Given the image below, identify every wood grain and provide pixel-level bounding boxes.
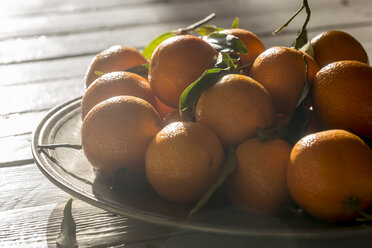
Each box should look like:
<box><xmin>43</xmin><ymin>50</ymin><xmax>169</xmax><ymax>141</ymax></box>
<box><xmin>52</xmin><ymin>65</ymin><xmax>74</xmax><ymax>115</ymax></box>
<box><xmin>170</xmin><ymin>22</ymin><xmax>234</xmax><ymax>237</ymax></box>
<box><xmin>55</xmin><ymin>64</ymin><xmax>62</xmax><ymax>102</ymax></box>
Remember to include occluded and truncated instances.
<box><xmin>0</xmin><ymin>199</ymin><xmax>189</xmax><ymax>248</ymax></box>
<box><xmin>2</xmin><ymin>0</ymin><xmax>372</xmax><ymax>247</ymax></box>
<box><xmin>1</xmin><ymin>0</ymin><xmax>372</xmax><ymax>64</ymax></box>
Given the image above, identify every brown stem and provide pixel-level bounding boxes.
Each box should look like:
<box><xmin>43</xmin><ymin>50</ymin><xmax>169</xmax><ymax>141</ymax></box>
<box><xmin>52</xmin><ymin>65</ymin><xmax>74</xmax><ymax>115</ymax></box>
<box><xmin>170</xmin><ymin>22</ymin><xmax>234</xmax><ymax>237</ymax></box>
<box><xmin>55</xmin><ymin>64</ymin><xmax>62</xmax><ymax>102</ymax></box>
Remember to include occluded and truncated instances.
<box><xmin>176</xmin><ymin>13</ymin><xmax>216</xmax><ymax>34</ymax></box>
<box><xmin>37</xmin><ymin>143</ymin><xmax>82</xmax><ymax>150</ymax></box>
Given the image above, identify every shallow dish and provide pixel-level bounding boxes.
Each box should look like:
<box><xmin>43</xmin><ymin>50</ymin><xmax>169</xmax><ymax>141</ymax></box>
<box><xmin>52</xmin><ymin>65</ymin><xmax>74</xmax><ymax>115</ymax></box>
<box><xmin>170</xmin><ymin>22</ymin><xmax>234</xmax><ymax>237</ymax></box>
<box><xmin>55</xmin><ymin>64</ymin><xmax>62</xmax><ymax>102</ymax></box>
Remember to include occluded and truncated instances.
<box><xmin>31</xmin><ymin>97</ymin><xmax>372</xmax><ymax>238</ymax></box>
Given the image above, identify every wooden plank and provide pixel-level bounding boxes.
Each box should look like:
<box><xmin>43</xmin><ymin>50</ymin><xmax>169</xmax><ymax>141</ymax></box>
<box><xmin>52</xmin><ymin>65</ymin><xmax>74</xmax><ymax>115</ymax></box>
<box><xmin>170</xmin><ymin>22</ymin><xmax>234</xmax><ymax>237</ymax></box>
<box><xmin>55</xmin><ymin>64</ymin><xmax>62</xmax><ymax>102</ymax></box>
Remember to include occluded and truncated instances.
<box><xmin>0</xmin><ymin>162</ymin><xmax>188</xmax><ymax>246</ymax></box>
<box><xmin>0</xmin><ymin>78</ymin><xmax>84</xmax><ymax>116</ymax></box>
<box><xmin>0</xmin><ymin>111</ymin><xmax>47</xmax><ymax>138</ymax></box>
<box><xmin>2</xmin><ymin>1</ymin><xmax>372</xmax><ymax>64</ymax></box>
<box><xmin>1</xmin><ymin>0</ymin><xmax>167</xmax><ymax>17</ymax></box>
<box><xmin>0</xmin><ymin>199</ymin><xmax>187</xmax><ymax>248</ymax></box>
<box><xmin>0</xmin><ymin>196</ymin><xmax>371</xmax><ymax>247</ymax></box>
<box><xmin>124</xmin><ymin>232</ymin><xmax>372</xmax><ymax>248</ymax></box>
<box><xmin>0</xmin><ymin>133</ymin><xmax>33</xmax><ymax>166</ymax></box>
<box><xmin>0</xmin><ymin>22</ymin><xmax>371</xmax><ymax>83</ymax></box>
<box><xmin>2</xmin><ymin>0</ymin><xmax>370</xmax><ymax>40</ymax></box>
<box><xmin>0</xmin><ymin>56</ymin><xmax>90</xmax><ymax>87</ymax></box>
<box><xmin>0</xmin><ymin>163</ymin><xmax>69</xmax><ymax>211</ymax></box>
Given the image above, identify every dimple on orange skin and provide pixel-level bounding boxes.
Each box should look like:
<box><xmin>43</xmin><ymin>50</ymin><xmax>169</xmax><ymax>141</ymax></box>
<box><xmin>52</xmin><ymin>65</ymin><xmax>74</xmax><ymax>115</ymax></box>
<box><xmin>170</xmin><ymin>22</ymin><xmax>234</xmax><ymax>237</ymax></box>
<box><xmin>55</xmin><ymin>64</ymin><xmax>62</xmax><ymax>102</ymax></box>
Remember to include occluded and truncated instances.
<box><xmin>311</xmin><ymin>30</ymin><xmax>369</xmax><ymax>68</ymax></box>
<box><xmin>149</xmin><ymin>35</ymin><xmax>218</xmax><ymax>108</ymax></box>
<box><xmin>145</xmin><ymin>121</ymin><xmax>224</xmax><ymax>204</ymax></box>
<box><xmin>249</xmin><ymin>46</ymin><xmax>319</xmax><ymax>115</ymax></box>
<box><xmin>81</xmin><ymin>96</ymin><xmax>161</xmax><ymax>176</ymax></box>
<box><xmin>226</xmin><ymin>138</ymin><xmax>291</xmax><ymax>215</ymax></box>
<box><xmin>287</xmin><ymin>129</ymin><xmax>372</xmax><ymax>222</ymax></box>
<box><xmin>311</xmin><ymin>60</ymin><xmax>372</xmax><ymax>138</ymax></box>
<box><xmin>81</xmin><ymin>71</ymin><xmax>156</xmax><ymax>118</ymax></box>
<box><xmin>195</xmin><ymin>74</ymin><xmax>275</xmax><ymax>148</ymax></box>
<box><xmin>85</xmin><ymin>45</ymin><xmax>148</xmax><ymax>88</ymax></box>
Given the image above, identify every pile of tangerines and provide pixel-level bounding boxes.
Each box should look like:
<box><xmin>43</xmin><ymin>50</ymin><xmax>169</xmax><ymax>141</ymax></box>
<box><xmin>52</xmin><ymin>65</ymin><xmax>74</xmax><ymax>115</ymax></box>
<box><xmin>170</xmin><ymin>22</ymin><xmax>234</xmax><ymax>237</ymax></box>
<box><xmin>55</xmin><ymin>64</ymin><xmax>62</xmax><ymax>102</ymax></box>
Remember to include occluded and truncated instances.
<box><xmin>80</xmin><ymin>12</ymin><xmax>372</xmax><ymax>224</ymax></box>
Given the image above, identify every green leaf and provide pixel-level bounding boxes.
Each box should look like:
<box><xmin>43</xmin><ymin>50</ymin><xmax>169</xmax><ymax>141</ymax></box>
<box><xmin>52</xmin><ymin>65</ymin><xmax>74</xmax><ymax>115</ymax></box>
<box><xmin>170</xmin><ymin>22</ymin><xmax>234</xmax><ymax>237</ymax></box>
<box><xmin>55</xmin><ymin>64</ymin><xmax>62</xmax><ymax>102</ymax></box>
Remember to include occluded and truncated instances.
<box><xmin>125</xmin><ymin>64</ymin><xmax>149</xmax><ymax>78</ymax></box>
<box><xmin>179</xmin><ymin>68</ymin><xmax>228</xmax><ymax>117</ymax></box>
<box><xmin>57</xmin><ymin>199</ymin><xmax>78</xmax><ymax>248</ymax></box>
<box><xmin>215</xmin><ymin>53</ymin><xmax>239</xmax><ymax>69</ymax></box>
<box><xmin>299</xmin><ymin>40</ymin><xmax>314</xmax><ymax>57</ymax></box>
<box><xmin>142</xmin><ymin>14</ymin><xmax>218</xmax><ymax>59</ymax></box>
<box><xmin>231</xmin><ymin>17</ymin><xmax>239</xmax><ymax>28</ymax></box>
<box><xmin>196</xmin><ymin>25</ymin><xmax>224</xmax><ymax>36</ymax></box>
<box><xmin>189</xmin><ymin>147</ymin><xmax>237</xmax><ymax>218</ymax></box>
<box><xmin>142</xmin><ymin>32</ymin><xmax>175</xmax><ymax>60</ymax></box>
<box><xmin>293</xmin><ymin>28</ymin><xmax>309</xmax><ymax>50</ymax></box>
<box><xmin>203</xmin><ymin>32</ymin><xmax>248</xmax><ymax>54</ymax></box>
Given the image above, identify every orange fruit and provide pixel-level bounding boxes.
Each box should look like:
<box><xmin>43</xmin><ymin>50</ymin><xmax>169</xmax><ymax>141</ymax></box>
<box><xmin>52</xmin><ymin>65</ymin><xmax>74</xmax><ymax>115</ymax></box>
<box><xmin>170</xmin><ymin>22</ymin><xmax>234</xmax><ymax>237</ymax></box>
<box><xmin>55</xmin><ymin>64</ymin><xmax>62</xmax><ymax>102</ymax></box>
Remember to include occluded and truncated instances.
<box><xmin>195</xmin><ymin>74</ymin><xmax>275</xmax><ymax>147</ymax></box>
<box><xmin>249</xmin><ymin>46</ymin><xmax>319</xmax><ymax>115</ymax></box>
<box><xmin>81</xmin><ymin>96</ymin><xmax>161</xmax><ymax>176</ymax></box>
<box><xmin>221</xmin><ymin>28</ymin><xmax>265</xmax><ymax>72</ymax></box>
<box><xmin>81</xmin><ymin>71</ymin><xmax>156</xmax><ymax>118</ymax></box>
<box><xmin>162</xmin><ymin>110</ymin><xmax>193</xmax><ymax>126</ymax></box>
<box><xmin>312</xmin><ymin>60</ymin><xmax>372</xmax><ymax>138</ymax></box>
<box><xmin>154</xmin><ymin>97</ymin><xmax>177</xmax><ymax>119</ymax></box>
<box><xmin>145</xmin><ymin>121</ymin><xmax>224</xmax><ymax>204</ymax></box>
<box><xmin>149</xmin><ymin>35</ymin><xmax>218</xmax><ymax>108</ymax></box>
<box><xmin>311</xmin><ymin>30</ymin><xmax>369</xmax><ymax>68</ymax></box>
<box><xmin>226</xmin><ymin>138</ymin><xmax>291</xmax><ymax>215</ymax></box>
<box><xmin>287</xmin><ymin>129</ymin><xmax>372</xmax><ymax>222</ymax></box>
<box><xmin>85</xmin><ymin>45</ymin><xmax>148</xmax><ymax>88</ymax></box>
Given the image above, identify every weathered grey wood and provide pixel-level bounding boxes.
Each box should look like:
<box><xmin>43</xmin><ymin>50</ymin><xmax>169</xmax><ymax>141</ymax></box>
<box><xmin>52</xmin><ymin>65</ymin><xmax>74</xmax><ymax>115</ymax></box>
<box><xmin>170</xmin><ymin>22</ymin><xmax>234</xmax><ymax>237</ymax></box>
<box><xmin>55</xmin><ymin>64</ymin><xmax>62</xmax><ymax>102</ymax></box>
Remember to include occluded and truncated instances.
<box><xmin>0</xmin><ymin>111</ymin><xmax>47</xmax><ymax>138</ymax></box>
<box><xmin>1</xmin><ymin>0</ymin><xmax>168</xmax><ymax>17</ymax></box>
<box><xmin>0</xmin><ymin>78</ymin><xmax>84</xmax><ymax>116</ymax></box>
<box><xmin>0</xmin><ymin>199</ymin><xmax>188</xmax><ymax>248</ymax></box>
<box><xmin>0</xmin><ymin>133</ymin><xmax>33</xmax><ymax>166</ymax></box>
<box><xmin>0</xmin><ymin>162</ymin><xmax>189</xmax><ymax>246</ymax></box>
<box><xmin>2</xmin><ymin>0</ymin><xmax>372</xmax><ymax>64</ymax></box>
<box><xmin>0</xmin><ymin>163</ymin><xmax>69</xmax><ymax>210</ymax></box>
<box><xmin>0</xmin><ymin>56</ymin><xmax>90</xmax><ymax>87</ymax></box>
<box><xmin>2</xmin><ymin>0</ymin><xmax>370</xmax><ymax>40</ymax></box>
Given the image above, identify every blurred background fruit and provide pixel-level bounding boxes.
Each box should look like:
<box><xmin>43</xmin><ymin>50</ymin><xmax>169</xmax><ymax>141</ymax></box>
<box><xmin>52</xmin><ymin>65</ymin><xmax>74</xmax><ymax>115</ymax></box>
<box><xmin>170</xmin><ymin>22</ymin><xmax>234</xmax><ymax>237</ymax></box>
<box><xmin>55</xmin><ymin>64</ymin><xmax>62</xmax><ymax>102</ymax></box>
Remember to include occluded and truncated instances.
<box><xmin>287</xmin><ymin>129</ymin><xmax>372</xmax><ymax>222</ymax></box>
<box><xmin>81</xmin><ymin>71</ymin><xmax>156</xmax><ymax>118</ymax></box>
<box><xmin>311</xmin><ymin>30</ymin><xmax>369</xmax><ymax>68</ymax></box>
<box><xmin>149</xmin><ymin>35</ymin><xmax>218</xmax><ymax>108</ymax></box>
<box><xmin>195</xmin><ymin>74</ymin><xmax>275</xmax><ymax>147</ymax></box>
<box><xmin>312</xmin><ymin>60</ymin><xmax>372</xmax><ymax>138</ymax></box>
<box><xmin>145</xmin><ymin>121</ymin><xmax>224</xmax><ymax>204</ymax></box>
<box><xmin>81</xmin><ymin>96</ymin><xmax>161</xmax><ymax>176</ymax></box>
<box><xmin>85</xmin><ymin>45</ymin><xmax>148</xmax><ymax>88</ymax></box>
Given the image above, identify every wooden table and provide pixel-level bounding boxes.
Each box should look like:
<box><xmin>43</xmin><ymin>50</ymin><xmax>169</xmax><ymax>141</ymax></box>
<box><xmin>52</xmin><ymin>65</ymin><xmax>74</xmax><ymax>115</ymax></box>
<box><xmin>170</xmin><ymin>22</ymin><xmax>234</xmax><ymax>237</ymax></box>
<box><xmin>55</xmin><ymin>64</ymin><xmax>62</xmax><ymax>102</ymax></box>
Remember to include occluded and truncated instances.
<box><xmin>1</xmin><ymin>0</ymin><xmax>372</xmax><ymax>247</ymax></box>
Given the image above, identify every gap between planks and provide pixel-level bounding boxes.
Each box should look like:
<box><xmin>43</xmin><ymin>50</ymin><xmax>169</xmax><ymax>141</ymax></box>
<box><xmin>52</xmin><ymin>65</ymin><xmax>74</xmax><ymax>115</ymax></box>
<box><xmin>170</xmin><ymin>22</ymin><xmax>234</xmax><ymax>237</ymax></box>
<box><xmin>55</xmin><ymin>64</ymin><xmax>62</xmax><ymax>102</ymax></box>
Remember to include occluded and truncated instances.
<box><xmin>1</xmin><ymin>6</ymin><xmax>372</xmax><ymax>65</ymax></box>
